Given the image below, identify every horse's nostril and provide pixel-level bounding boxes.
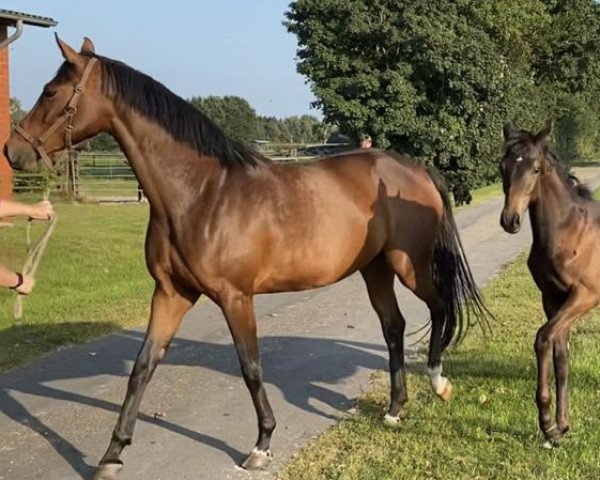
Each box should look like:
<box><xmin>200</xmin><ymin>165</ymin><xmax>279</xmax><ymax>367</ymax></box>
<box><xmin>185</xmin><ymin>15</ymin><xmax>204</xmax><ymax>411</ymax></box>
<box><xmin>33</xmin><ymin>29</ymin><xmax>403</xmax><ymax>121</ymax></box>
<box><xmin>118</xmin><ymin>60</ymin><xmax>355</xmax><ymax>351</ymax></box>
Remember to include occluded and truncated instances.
<box><xmin>511</xmin><ymin>214</ymin><xmax>521</xmax><ymax>231</ymax></box>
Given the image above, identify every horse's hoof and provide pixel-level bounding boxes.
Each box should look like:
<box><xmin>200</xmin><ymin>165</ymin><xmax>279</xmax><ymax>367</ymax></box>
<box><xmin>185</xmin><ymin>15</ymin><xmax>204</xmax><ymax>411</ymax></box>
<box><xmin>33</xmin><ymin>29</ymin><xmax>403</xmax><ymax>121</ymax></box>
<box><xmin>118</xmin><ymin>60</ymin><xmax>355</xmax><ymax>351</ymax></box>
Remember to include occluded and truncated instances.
<box><xmin>542</xmin><ymin>424</ymin><xmax>568</xmax><ymax>448</ymax></box>
<box><xmin>383</xmin><ymin>413</ymin><xmax>402</xmax><ymax>428</ymax></box>
<box><xmin>241</xmin><ymin>448</ymin><xmax>273</xmax><ymax>470</ymax></box>
<box><xmin>92</xmin><ymin>462</ymin><xmax>123</xmax><ymax>480</ymax></box>
<box><xmin>383</xmin><ymin>410</ymin><xmax>406</xmax><ymax>428</ymax></box>
<box><xmin>436</xmin><ymin>381</ymin><xmax>453</xmax><ymax>402</ymax></box>
<box><xmin>542</xmin><ymin>440</ymin><xmax>554</xmax><ymax>450</ymax></box>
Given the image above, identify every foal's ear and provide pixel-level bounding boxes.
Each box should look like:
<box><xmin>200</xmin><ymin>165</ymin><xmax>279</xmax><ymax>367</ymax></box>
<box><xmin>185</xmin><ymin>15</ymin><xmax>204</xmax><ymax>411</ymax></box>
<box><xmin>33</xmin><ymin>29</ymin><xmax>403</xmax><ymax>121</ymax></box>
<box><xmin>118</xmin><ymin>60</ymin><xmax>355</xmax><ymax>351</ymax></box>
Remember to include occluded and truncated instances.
<box><xmin>535</xmin><ymin>120</ymin><xmax>553</xmax><ymax>144</ymax></box>
<box><xmin>55</xmin><ymin>34</ymin><xmax>80</xmax><ymax>65</ymax></box>
<box><xmin>80</xmin><ymin>37</ymin><xmax>95</xmax><ymax>54</ymax></box>
<box><xmin>503</xmin><ymin>123</ymin><xmax>513</xmax><ymax>141</ymax></box>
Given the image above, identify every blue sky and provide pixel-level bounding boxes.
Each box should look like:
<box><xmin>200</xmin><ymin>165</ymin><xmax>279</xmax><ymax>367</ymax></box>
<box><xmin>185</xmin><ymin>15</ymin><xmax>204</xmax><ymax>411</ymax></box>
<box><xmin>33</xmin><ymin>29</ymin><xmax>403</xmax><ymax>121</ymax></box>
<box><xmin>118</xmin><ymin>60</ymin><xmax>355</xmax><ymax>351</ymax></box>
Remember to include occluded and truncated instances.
<box><xmin>3</xmin><ymin>0</ymin><xmax>318</xmax><ymax>118</ymax></box>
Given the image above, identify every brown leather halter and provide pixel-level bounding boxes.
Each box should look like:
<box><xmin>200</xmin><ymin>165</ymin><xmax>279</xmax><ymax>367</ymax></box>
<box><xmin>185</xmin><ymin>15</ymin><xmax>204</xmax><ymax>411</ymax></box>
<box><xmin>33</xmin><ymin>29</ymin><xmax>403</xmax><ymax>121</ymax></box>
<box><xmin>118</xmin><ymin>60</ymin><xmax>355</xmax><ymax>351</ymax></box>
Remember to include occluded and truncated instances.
<box><xmin>14</xmin><ymin>57</ymin><xmax>98</xmax><ymax>169</ymax></box>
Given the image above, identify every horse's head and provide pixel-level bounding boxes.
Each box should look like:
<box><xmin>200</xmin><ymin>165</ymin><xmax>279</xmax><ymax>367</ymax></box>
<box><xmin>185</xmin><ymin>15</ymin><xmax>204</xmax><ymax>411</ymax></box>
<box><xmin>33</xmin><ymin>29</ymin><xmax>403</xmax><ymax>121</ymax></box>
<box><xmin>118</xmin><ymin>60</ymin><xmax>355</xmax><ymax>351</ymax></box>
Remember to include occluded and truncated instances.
<box><xmin>4</xmin><ymin>35</ymin><xmax>110</xmax><ymax>171</ymax></box>
<box><xmin>499</xmin><ymin>122</ymin><xmax>552</xmax><ymax>234</ymax></box>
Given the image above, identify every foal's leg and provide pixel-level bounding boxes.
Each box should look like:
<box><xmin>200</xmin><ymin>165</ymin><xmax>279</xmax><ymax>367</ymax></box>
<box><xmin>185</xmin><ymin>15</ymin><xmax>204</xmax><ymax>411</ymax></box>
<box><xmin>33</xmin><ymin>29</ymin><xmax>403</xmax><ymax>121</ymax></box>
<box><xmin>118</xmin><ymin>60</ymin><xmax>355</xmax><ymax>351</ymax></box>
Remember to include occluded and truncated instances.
<box><xmin>360</xmin><ymin>255</ymin><xmax>408</xmax><ymax>426</ymax></box>
<box><xmin>553</xmin><ymin>331</ymin><xmax>570</xmax><ymax>437</ymax></box>
<box><xmin>220</xmin><ymin>292</ymin><xmax>276</xmax><ymax>470</ymax></box>
<box><xmin>535</xmin><ymin>289</ymin><xmax>596</xmax><ymax>445</ymax></box>
<box><xmin>93</xmin><ymin>286</ymin><xmax>195</xmax><ymax>480</ymax></box>
<box><xmin>541</xmin><ymin>294</ymin><xmax>570</xmax><ymax>439</ymax></box>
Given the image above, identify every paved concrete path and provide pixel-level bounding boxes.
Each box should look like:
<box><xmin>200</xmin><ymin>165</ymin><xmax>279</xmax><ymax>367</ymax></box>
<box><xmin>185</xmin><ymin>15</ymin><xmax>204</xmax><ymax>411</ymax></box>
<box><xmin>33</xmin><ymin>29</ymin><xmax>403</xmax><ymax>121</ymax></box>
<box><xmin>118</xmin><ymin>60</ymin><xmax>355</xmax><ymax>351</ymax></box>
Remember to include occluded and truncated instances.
<box><xmin>1</xmin><ymin>168</ymin><xmax>599</xmax><ymax>480</ymax></box>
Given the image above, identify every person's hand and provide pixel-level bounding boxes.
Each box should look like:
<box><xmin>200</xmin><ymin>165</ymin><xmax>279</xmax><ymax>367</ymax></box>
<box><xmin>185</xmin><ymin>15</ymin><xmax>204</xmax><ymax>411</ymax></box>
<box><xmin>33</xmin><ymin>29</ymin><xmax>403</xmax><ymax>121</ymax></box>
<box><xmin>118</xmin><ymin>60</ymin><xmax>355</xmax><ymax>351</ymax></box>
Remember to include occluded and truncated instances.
<box><xmin>28</xmin><ymin>201</ymin><xmax>54</xmax><ymax>221</ymax></box>
<box><xmin>15</xmin><ymin>274</ymin><xmax>35</xmax><ymax>295</ymax></box>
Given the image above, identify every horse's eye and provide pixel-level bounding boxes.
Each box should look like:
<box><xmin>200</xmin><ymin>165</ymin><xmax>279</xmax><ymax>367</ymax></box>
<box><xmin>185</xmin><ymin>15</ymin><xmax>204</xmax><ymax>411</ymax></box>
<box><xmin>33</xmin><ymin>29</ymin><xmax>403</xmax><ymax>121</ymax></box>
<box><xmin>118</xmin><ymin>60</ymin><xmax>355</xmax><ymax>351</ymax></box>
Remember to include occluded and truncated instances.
<box><xmin>43</xmin><ymin>88</ymin><xmax>56</xmax><ymax>98</ymax></box>
<box><xmin>533</xmin><ymin>166</ymin><xmax>541</xmax><ymax>174</ymax></box>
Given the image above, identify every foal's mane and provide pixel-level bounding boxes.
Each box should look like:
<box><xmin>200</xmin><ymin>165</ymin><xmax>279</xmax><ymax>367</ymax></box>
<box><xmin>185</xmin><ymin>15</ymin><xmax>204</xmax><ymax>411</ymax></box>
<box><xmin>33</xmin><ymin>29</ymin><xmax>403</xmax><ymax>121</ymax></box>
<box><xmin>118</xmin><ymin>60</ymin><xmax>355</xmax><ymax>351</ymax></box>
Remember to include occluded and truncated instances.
<box><xmin>506</xmin><ymin>131</ymin><xmax>592</xmax><ymax>201</ymax></box>
<box><xmin>69</xmin><ymin>53</ymin><xmax>268</xmax><ymax>169</ymax></box>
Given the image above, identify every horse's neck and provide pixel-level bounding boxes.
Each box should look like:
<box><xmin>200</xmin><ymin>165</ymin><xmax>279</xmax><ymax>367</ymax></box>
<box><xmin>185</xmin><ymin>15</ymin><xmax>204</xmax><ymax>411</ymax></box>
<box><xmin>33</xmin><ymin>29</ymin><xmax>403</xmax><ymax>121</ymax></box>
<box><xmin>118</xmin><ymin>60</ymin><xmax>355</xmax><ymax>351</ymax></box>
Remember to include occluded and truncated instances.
<box><xmin>109</xmin><ymin>109</ymin><xmax>222</xmax><ymax>216</ymax></box>
<box><xmin>529</xmin><ymin>170</ymin><xmax>572</xmax><ymax>249</ymax></box>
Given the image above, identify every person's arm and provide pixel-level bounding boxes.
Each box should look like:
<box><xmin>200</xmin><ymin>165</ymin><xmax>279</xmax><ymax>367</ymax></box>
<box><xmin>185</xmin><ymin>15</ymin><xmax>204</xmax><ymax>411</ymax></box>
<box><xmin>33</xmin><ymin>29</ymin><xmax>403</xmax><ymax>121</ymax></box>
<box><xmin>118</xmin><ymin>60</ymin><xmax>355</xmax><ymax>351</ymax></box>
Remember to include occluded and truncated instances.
<box><xmin>0</xmin><ymin>200</ymin><xmax>54</xmax><ymax>220</ymax></box>
<box><xmin>0</xmin><ymin>264</ymin><xmax>34</xmax><ymax>295</ymax></box>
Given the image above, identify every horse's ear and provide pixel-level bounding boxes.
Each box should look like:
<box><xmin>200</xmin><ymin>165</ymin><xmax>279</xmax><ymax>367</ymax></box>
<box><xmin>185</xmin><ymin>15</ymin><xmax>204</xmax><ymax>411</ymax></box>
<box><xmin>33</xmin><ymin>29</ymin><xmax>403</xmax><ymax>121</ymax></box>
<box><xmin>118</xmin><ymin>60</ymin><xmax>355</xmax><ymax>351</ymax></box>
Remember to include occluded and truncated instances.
<box><xmin>503</xmin><ymin>123</ymin><xmax>513</xmax><ymax>141</ymax></box>
<box><xmin>55</xmin><ymin>34</ymin><xmax>80</xmax><ymax>65</ymax></box>
<box><xmin>535</xmin><ymin>120</ymin><xmax>553</xmax><ymax>144</ymax></box>
<box><xmin>80</xmin><ymin>37</ymin><xmax>95</xmax><ymax>54</ymax></box>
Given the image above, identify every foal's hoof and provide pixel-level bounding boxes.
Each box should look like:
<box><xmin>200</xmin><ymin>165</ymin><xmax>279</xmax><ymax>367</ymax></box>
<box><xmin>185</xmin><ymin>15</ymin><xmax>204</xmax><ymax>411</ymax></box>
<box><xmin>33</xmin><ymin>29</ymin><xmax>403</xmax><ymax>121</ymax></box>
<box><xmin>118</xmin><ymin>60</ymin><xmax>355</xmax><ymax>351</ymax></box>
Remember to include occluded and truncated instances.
<box><xmin>436</xmin><ymin>381</ymin><xmax>453</xmax><ymax>402</ymax></box>
<box><xmin>383</xmin><ymin>411</ymin><xmax>407</xmax><ymax>428</ymax></box>
<box><xmin>542</xmin><ymin>424</ymin><xmax>569</xmax><ymax>449</ymax></box>
<box><xmin>92</xmin><ymin>462</ymin><xmax>123</xmax><ymax>480</ymax></box>
<box><xmin>241</xmin><ymin>448</ymin><xmax>273</xmax><ymax>470</ymax></box>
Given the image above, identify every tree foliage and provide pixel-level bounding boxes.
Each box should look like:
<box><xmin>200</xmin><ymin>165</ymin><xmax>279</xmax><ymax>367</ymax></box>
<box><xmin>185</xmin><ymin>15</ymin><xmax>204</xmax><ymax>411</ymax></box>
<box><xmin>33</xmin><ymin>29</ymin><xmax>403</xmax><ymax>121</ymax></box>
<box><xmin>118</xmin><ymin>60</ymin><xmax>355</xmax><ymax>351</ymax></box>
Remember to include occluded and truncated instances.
<box><xmin>257</xmin><ymin>115</ymin><xmax>326</xmax><ymax>143</ymax></box>
<box><xmin>86</xmin><ymin>132</ymin><xmax>120</xmax><ymax>152</ymax></box>
<box><xmin>188</xmin><ymin>96</ymin><xmax>327</xmax><ymax>145</ymax></box>
<box><xmin>10</xmin><ymin>97</ymin><xmax>26</xmax><ymax>129</ymax></box>
<box><xmin>286</xmin><ymin>0</ymin><xmax>600</xmax><ymax>203</ymax></box>
<box><xmin>189</xmin><ymin>95</ymin><xmax>259</xmax><ymax>144</ymax></box>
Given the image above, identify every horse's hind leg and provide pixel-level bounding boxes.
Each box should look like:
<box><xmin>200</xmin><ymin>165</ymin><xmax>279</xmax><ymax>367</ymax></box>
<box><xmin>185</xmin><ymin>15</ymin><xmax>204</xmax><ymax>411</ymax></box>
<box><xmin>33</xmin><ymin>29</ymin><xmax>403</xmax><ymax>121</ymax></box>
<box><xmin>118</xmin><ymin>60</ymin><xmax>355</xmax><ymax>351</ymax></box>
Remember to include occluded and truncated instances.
<box><xmin>425</xmin><ymin>298</ymin><xmax>452</xmax><ymax>401</ymax></box>
<box><xmin>384</xmin><ymin>250</ymin><xmax>452</xmax><ymax>401</ymax></box>
<box><xmin>360</xmin><ymin>255</ymin><xmax>408</xmax><ymax>426</ymax></box>
<box><xmin>219</xmin><ymin>292</ymin><xmax>276</xmax><ymax>470</ymax></box>
<box><xmin>93</xmin><ymin>285</ymin><xmax>196</xmax><ymax>480</ymax></box>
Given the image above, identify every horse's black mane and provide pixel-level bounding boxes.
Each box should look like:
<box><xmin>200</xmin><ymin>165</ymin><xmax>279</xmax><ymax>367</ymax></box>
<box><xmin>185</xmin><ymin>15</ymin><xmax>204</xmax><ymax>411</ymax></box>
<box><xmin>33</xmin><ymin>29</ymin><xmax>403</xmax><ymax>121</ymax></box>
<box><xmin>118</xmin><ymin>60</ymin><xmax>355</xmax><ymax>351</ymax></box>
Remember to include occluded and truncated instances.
<box><xmin>68</xmin><ymin>53</ymin><xmax>268</xmax><ymax>169</ymax></box>
<box><xmin>506</xmin><ymin>130</ymin><xmax>592</xmax><ymax>200</ymax></box>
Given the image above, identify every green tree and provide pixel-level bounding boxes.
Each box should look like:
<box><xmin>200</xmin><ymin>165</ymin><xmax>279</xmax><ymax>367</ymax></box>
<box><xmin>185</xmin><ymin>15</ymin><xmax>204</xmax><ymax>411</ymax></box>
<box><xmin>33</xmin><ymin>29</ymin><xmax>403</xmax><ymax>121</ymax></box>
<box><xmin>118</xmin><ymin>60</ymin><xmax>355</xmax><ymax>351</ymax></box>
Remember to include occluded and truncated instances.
<box><xmin>10</xmin><ymin>97</ymin><xmax>26</xmax><ymax>129</ymax></box>
<box><xmin>286</xmin><ymin>0</ymin><xmax>600</xmax><ymax>203</ymax></box>
<box><xmin>283</xmin><ymin>115</ymin><xmax>323</xmax><ymax>143</ymax></box>
<box><xmin>188</xmin><ymin>95</ymin><xmax>259</xmax><ymax>144</ymax></box>
<box><xmin>257</xmin><ymin>115</ymin><xmax>330</xmax><ymax>143</ymax></box>
<box><xmin>533</xmin><ymin>0</ymin><xmax>600</xmax><ymax>162</ymax></box>
<box><xmin>257</xmin><ymin>116</ymin><xmax>292</xmax><ymax>142</ymax></box>
<box><xmin>87</xmin><ymin>132</ymin><xmax>120</xmax><ymax>152</ymax></box>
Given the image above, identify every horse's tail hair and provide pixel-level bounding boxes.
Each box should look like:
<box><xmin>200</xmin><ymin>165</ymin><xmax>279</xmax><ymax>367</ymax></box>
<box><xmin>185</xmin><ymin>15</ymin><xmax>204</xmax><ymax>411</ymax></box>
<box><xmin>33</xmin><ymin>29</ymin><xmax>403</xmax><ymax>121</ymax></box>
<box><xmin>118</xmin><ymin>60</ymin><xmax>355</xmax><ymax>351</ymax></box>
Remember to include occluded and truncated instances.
<box><xmin>426</xmin><ymin>168</ymin><xmax>493</xmax><ymax>350</ymax></box>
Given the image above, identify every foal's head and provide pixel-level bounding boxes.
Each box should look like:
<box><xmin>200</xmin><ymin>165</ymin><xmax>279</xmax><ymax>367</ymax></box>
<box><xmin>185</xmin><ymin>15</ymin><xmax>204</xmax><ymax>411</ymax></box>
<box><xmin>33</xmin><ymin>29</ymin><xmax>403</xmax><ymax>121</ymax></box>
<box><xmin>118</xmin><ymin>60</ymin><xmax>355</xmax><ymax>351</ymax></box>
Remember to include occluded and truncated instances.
<box><xmin>499</xmin><ymin>123</ymin><xmax>552</xmax><ymax>233</ymax></box>
<box><xmin>4</xmin><ymin>36</ymin><xmax>109</xmax><ymax>171</ymax></box>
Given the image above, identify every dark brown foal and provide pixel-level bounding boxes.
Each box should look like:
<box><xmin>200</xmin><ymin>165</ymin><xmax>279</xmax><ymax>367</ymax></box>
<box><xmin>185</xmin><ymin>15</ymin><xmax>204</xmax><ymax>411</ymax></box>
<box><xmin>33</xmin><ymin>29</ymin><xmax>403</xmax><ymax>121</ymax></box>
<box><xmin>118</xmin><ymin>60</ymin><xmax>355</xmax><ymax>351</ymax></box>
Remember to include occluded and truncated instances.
<box><xmin>4</xmin><ymin>36</ymin><xmax>488</xmax><ymax>478</ymax></box>
<box><xmin>500</xmin><ymin>123</ymin><xmax>600</xmax><ymax>446</ymax></box>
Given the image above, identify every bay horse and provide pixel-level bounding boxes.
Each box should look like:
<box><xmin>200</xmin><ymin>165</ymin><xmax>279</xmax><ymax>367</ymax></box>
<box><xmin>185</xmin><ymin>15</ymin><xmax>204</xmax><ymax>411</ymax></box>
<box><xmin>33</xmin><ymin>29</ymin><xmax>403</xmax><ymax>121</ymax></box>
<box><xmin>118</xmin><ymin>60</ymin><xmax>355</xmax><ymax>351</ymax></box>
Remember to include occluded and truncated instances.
<box><xmin>500</xmin><ymin>124</ymin><xmax>600</xmax><ymax>447</ymax></box>
<box><xmin>5</xmin><ymin>36</ymin><xmax>487</xmax><ymax>479</ymax></box>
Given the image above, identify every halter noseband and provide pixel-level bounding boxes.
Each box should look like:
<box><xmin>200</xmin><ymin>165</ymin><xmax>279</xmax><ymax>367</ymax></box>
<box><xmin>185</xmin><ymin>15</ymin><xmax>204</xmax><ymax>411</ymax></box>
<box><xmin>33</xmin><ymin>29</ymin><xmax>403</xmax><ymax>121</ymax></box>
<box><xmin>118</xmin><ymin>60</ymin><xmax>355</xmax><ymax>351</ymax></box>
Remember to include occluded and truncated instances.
<box><xmin>14</xmin><ymin>58</ymin><xmax>98</xmax><ymax>170</ymax></box>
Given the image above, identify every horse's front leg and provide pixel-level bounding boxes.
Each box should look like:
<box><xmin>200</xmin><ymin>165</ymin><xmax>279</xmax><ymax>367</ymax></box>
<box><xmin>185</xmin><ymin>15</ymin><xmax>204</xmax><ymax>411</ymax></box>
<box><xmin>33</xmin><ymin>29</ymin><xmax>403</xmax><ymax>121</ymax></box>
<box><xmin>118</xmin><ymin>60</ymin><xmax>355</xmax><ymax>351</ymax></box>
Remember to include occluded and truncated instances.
<box><xmin>220</xmin><ymin>292</ymin><xmax>276</xmax><ymax>470</ymax></box>
<box><xmin>93</xmin><ymin>284</ymin><xmax>196</xmax><ymax>480</ymax></box>
<box><xmin>553</xmin><ymin>331</ymin><xmax>570</xmax><ymax>437</ymax></box>
<box><xmin>534</xmin><ymin>288</ymin><xmax>595</xmax><ymax>447</ymax></box>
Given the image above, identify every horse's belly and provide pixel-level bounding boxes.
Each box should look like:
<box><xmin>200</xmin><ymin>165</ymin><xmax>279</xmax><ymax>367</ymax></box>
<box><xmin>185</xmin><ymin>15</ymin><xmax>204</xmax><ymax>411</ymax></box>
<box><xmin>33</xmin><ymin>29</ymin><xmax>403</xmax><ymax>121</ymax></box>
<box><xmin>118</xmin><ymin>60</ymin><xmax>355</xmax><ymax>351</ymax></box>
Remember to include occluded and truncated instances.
<box><xmin>254</xmin><ymin>224</ymin><xmax>381</xmax><ymax>293</ymax></box>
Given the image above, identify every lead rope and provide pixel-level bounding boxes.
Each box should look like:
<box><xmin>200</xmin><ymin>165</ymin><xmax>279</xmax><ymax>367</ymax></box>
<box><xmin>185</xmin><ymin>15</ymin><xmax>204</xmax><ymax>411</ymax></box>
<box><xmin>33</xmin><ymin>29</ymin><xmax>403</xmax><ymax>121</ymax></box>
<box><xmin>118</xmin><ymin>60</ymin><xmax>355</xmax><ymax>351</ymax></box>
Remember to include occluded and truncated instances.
<box><xmin>13</xmin><ymin>188</ymin><xmax>58</xmax><ymax>319</ymax></box>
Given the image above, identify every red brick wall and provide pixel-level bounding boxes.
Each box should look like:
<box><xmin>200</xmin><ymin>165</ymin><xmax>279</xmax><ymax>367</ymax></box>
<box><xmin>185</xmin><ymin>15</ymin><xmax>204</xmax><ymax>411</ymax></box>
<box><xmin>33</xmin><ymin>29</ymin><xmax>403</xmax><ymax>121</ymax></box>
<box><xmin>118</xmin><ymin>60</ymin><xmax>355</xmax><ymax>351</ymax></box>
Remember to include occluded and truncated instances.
<box><xmin>0</xmin><ymin>25</ymin><xmax>14</xmax><ymax>199</ymax></box>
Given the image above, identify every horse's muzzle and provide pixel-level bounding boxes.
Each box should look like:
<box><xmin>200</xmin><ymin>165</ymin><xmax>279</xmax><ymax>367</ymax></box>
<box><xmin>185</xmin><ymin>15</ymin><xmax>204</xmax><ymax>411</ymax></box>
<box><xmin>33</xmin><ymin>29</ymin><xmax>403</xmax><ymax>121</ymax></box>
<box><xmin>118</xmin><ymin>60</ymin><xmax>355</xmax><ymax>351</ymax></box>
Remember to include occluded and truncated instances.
<box><xmin>500</xmin><ymin>209</ymin><xmax>521</xmax><ymax>234</ymax></box>
<box><xmin>3</xmin><ymin>138</ymin><xmax>38</xmax><ymax>172</ymax></box>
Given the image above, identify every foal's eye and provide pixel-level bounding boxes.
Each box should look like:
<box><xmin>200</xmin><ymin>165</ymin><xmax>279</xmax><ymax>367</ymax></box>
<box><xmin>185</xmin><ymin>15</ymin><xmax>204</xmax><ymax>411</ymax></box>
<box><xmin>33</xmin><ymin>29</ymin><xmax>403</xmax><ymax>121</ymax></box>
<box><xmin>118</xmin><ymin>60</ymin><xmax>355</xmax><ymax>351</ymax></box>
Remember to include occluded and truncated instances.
<box><xmin>533</xmin><ymin>166</ymin><xmax>541</xmax><ymax>174</ymax></box>
<box><xmin>43</xmin><ymin>87</ymin><xmax>56</xmax><ymax>98</ymax></box>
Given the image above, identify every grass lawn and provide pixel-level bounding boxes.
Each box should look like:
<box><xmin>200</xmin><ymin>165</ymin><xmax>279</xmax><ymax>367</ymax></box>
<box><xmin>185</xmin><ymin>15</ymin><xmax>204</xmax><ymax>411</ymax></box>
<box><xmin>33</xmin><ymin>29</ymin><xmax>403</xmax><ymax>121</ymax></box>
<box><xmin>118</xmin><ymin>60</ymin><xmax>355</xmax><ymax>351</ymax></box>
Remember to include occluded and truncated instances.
<box><xmin>280</xmin><ymin>187</ymin><xmax>600</xmax><ymax>480</ymax></box>
<box><xmin>457</xmin><ymin>182</ymin><xmax>502</xmax><ymax>209</ymax></box>
<box><xmin>0</xmin><ymin>202</ymin><xmax>151</xmax><ymax>371</ymax></box>
<box><xmin>78</xmin><ymin>177</ymin><xmax>140</xmax><ymax>198</ymax></box>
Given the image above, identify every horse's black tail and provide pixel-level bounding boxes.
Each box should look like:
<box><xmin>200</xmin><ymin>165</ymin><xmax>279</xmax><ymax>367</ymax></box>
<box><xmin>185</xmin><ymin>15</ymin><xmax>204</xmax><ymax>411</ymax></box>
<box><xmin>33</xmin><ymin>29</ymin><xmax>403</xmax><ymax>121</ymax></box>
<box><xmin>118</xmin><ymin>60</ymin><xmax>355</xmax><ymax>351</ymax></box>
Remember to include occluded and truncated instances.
<box><xmin>426</xmin><ymin>169</ymin><xmax>492</xmax><ymax>350</ymax></box>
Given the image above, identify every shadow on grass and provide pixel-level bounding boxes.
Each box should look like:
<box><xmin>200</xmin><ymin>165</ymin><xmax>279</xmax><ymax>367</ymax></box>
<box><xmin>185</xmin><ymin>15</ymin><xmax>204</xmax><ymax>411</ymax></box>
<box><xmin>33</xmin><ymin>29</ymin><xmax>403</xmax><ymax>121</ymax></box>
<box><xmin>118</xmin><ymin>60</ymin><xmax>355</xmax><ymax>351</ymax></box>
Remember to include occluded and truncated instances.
<box><xmin>0</xmin><ymin>321</ymin><xmax>117</xmax><ymax>372</ymax></box>
<box><xmin>446</xmin><ymin>356</ymin><xmax>531</xmax><ymax>382</ymax></box>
